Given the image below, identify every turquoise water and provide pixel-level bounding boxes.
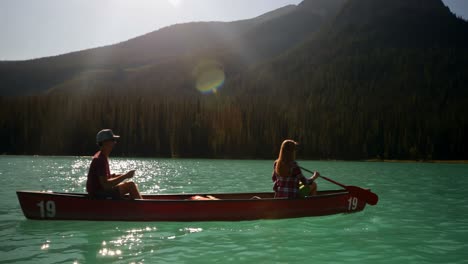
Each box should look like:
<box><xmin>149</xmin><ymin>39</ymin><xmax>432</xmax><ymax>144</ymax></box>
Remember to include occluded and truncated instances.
<box><xmin>1</xmin><ymin>156</ymin><xmax>467</xmax><ymax>264</ymax></box>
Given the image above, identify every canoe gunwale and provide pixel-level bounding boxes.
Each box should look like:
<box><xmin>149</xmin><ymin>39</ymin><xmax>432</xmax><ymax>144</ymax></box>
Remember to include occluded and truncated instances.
<box><xmin>16</xmin><ymin>190</ymin><xmax>350</xmax><ymax>202</ymax></box>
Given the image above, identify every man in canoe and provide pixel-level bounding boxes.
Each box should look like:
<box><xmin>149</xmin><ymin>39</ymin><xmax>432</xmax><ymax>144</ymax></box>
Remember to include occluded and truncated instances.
<box><xmin>86</xmin><ymin>129</ymin><xmax>142</xmax><ymax>199</ymax></box>
<box><xmin>272</xmin><ymin>139</ymin><xmax>320</xmax><ymax>198</ymax></box>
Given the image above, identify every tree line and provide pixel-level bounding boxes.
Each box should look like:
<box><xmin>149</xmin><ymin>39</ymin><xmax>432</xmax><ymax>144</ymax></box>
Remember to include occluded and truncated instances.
<box><xmin>1</xmin><ymin>92</ymin><xmax>466</xmax><ymax>160</ymax></box>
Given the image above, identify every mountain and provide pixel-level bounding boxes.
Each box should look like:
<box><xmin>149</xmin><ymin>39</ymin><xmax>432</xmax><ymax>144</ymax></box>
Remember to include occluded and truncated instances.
<box><xmin>0</xmin><ymin>0</ymin><xmax>346</xmax><ymax>96</ymax></box>
<box><xmin>245</xmin><ymin>0</ymin><xmax>468</xmax><ymax>159</ymax></box>
<box><xmin>1</xmin><ymin>0</ymin><xmax>467</xmax><ymax>160</ymax></box>
<box><xmin>251</xmin><ymin>0</ymin><xmax>468</xmax><ymax>90</ymax></box>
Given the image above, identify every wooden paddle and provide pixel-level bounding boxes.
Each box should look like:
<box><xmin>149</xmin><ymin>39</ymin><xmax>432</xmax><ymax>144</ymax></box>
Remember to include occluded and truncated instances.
<box><xmin>300</xmin><ymin>167</ymin><xmax>379</xmax><ymax>206</ymax></box>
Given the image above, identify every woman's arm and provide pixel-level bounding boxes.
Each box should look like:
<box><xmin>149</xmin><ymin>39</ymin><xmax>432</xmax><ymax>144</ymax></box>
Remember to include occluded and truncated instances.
<box><xmin>306</xmin><ymin>171</ymin><xmax>320</xmax><ymax>185</ymax></box>
<box><xmin>297</xmin><ymin>166</ymin><xmax>320</xmax><ymax>185</ymax></box>
<box><xmin>295</xmin><ymin>166</ymin><xmax>311</xmax><ymax>185</ymax></box>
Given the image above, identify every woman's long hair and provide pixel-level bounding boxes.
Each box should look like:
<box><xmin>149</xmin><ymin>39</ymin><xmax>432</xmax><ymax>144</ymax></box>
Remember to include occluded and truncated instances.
<box><xmin>275</xmin><ymin>139</ymin><xmax>297</xmax><ymax>177</ymax></box>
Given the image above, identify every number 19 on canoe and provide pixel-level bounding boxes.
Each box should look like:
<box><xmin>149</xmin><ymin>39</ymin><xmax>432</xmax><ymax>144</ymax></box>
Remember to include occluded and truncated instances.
<box><xmin>347</xmin><ymin>197</ymin><xmax>358</xmax><ymax>211</ymax></box>
<box><xmin>37</xmin><ymin>200</ymin><xmax>56</xmax><ymax>218</ymax></box>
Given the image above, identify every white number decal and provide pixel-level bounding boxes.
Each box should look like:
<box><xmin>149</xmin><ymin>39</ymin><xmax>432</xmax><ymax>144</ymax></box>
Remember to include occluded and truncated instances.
<box><xmin>347</xmin><ymin>197</ymin><xmax>358</xmax><ymax>211</ymax></box>
<box><xmin>37</xmin><ymin>201</ymin><xmax>56</xmax><ymax>218</ymax></box>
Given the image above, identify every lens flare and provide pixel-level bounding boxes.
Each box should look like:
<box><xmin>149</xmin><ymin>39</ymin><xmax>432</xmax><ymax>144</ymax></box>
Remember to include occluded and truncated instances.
<box><xmin>193</xmin><ymin>60</ymin><xmax>225</xmax><ymax>94</ymax></box>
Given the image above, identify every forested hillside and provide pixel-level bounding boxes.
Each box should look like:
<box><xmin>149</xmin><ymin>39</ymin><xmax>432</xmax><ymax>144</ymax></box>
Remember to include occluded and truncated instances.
<box><xmin>1</xmin><ymin>0</ymin><xmax>467</xmax><ymax>160</ymax></box>
<box><xmin>241</xmin><ymin>0</ymin><xmax>468</xmax><ymax>159</ymax></box>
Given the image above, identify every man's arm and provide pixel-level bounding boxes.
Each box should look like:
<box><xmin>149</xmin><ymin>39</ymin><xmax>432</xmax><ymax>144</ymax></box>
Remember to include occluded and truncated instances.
<box><xmin>99</xmin><ymin>170</ymin><xmax>135</xmax><ymax>190</ymax></box>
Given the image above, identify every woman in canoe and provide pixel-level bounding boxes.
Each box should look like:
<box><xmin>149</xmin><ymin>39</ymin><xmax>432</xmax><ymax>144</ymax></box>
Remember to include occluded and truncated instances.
<box><xmin>272</xmin><ymin>139</ymin><xmax>320</xmax><ymax>198</ymax></box>
<box><xmin>86</xmin><ymin>129</ymin><xmax>142</xmax><ymax>199</ymax></box>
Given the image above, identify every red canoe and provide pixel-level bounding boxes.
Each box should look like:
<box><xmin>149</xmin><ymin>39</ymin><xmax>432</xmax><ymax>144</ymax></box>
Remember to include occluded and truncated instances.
<box><xmin>17</xmin><ymin>190</ymin><xmax>372</xmax><ymax>221</ymax></box>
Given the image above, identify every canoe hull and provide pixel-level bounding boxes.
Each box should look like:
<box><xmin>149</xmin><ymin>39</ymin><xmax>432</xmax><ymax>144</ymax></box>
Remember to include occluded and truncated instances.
<box><xmin>16</xmin><ymin>190</ymin><xmax>367</xmax><ymax>221</ymax></box>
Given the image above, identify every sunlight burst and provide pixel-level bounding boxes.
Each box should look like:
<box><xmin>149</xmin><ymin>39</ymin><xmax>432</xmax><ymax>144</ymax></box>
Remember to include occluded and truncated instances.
<box><xmin>168</xmin><ymin>0</ymin><xmax>182</xmax><ymax>8</ymax></box>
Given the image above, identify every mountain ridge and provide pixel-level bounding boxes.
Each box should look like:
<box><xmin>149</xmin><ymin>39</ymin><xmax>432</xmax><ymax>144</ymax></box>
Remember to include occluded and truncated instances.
<box><xmin>0</xmin><ymin>0</ymin><xmax>347</xmax><ymax>96</ymax></box>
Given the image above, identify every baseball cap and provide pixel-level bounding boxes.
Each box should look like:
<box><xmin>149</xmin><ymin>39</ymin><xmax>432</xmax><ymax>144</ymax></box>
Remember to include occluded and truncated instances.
<box><xmin>96</xmin><ymin>129</ymin><xmax>120</xmax><ymax>144</ymax></box>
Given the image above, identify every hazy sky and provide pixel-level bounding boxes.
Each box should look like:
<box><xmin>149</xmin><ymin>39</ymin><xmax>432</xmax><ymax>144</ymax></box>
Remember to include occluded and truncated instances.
<box><xmin>1</xmin><ymin>0</ymin><xmax>467</xmax><ymax>61</ymax></box>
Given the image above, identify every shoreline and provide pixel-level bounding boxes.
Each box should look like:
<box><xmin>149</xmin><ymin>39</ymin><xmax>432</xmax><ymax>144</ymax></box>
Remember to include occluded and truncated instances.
<box><xmin>2</xmin><ymin>154</ymin><xmax>468</xmax><ymax>164</ymax></box>
<box><xmin>365</xmin><ymin>159</ymin><xmax>468</xmax><ymax>164</ymax></box>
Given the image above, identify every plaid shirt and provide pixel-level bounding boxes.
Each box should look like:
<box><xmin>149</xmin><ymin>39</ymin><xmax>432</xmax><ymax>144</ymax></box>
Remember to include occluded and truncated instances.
<box><xmin>272</xmin><ymin>161</ymin><xmax>312</xmax><ymax>198</ymax></box>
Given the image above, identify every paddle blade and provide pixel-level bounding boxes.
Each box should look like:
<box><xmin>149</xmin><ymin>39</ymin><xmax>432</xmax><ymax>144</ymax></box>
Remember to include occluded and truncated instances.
<box><xmin>346</xmin><ymin>186</ymin><xmax>379</xmax><ymax>206</ymax></box>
